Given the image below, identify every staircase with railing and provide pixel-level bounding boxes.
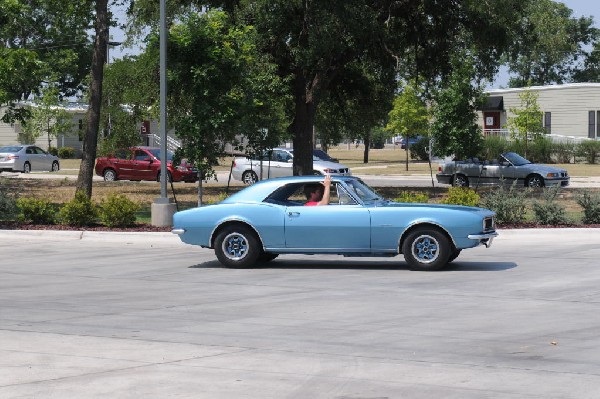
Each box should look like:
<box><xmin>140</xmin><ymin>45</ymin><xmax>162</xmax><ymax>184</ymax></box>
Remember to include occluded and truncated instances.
<box><xmin>148</xmin><ymin>134</ymin><xmax>181</xmax><ymax>152</ymax></box>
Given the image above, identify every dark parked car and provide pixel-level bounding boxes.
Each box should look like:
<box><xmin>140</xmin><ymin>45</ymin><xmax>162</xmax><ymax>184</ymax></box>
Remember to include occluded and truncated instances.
<box><xmin>396</xmin><ymin>136</ymin><xmax>424</xmax><ymax>149</ymax></box>
<box><xmin>95</xmin><ymin>146</ymin><xmax>197</xmax><ymax>182</ymax></box>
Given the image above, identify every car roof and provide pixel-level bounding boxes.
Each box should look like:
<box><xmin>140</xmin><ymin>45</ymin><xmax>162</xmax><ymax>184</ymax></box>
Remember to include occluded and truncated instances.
<box><xmin>222</xmin><ymin>175</ymin><xmax>360</xmax><ymax>204</ymax></box>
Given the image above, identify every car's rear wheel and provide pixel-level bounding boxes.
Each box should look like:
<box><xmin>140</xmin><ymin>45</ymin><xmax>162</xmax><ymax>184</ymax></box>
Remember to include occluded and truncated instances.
<box><xmin>402</xmin><ymin>226</ymin><xmax>451</xmax><ymax>271</ymax></box>
<box><xmin>51</xmin><ymin>161</ymin><xmax>60</xmax><ymax>172</ymax></box>
<box><xmin>242</xmin><ymin>170</ymin><xmax>258</xmax><ymax>185</ymax></box>
<box><xmin>103</xmin><ymin>168</ymin><xmax>117</xmax><ymax>181</ymax></box>
<box><xmin>23</xmin><ymin>162</ymin><xmax>31</xmax><ymax>173</ymax></box>
<box><xmin>453</xmin><ymin>174</ymin><xmax>469</xmax><ymax>187</ymax></box>
<box><xmin>214</xmin><ymin>224</ymin><xmax>261</xmax><ymax>268</ymax></box>
<box><xmin>526</xmin><ymin>174</ymin><xmax>544</xmax><ymax>188</ymax></box>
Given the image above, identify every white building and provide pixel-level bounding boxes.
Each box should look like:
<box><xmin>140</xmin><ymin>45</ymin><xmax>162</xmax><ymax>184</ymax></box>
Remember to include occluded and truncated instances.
<box><xmin>480</xmin><ymin>83</ymin><xmax>600</xmax><ymax>141</ymax></box>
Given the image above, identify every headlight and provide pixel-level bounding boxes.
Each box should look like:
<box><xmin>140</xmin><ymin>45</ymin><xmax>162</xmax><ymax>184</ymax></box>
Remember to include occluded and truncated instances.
<box><xmin>546</xmin><ymin>172</ymin><xmax>559</xmax><ymax>178</ymax></box>
<box><xmin>322</xmin><ymin>168</ymin><xmax>337</xmax><ymax>173</ymax></box>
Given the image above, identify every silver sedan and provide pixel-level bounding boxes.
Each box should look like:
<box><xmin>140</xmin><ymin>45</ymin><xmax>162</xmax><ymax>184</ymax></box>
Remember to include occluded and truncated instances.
<box><xmin>0</xmin><ymin>145</ymin><xmax>60</xmax><ymax>173</ymax></box>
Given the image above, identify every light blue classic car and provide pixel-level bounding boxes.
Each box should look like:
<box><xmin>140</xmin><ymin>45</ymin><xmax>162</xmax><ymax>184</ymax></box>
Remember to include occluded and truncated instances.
<box><xmin>172</xmin><ymin>176</ymin><xmax>498</xmax><ymax>271</ymax></box>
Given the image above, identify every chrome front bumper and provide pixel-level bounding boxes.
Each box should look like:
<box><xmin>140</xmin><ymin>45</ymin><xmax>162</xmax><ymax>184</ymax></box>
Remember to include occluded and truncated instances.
<box><xmin>467</xmin><ymin>231</ymin><xmax>499</xmax><ymax>248</ymax></box>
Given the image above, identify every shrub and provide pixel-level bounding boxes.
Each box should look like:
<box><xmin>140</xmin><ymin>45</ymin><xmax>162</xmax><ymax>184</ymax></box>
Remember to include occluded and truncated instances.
<box><xmin>48</xmin><ymin>146</ymin><xmax>58</xmax><ymax>156</ymax></box>
<box><xmin>531</xmin><ymin>187</ymin><xmax>570</xmax><ymax>225</ymax></box>
<box><xmin>206</xmin><ymin>192</ymin><xmax>230</xmax><ymax>205</ymax></box>
<box><xmin>440</xmin><ymin>187</ymin><xmax>480</xmax><ymax>207</ymax></box>
<box><xmin>393</xmin><ymin>191</ymin><xmax>429</xmax><ymax>203</ymax></box>
<box><xmin>57</xmin><ymin>147</ymin><xmax>75</xmax><ymax>159</ymax></box>
<box><xmin>528</xmin><ymin>136</ymin><xmax>553</xmax><ymax>163</ymax></box>
<box><xmin>552</xmin><ymin>142</ymin><xmax>576</xmax><ymax>164</ymax></box>
<box><xmin>576</xmin><ymin>140</ymin><xmax>600</xmax><ymax>164</ymax></box>
<box><xmin>16</xmin><ymin>197</ymin><xmax>56</xmax><ymax>224</ymax></box>
<box><xmin>576</xmin><ymin>190</ymin><xmax>600</xmax><ymax>224</ymax></box>
<box><xmin>480</xmin><ymin>181</ymin><xmax>529</xmax><ymax>224</ymax></box>
<box><xmin>0</xmin><ymin>180</ymin><xmax>18</xmax><ymax>221</ymax></box>
<box><xmin>98</xmin><ymin>194</ymin><xmax>140</xmax><ymax>227</ymax></box>
<box><xmin>58</xmin><ymin>191</ymin><xmax>98</xmax><ymax>226</ymax></box>
<box><xmin>481</xmin><ymin>135</ymin><xmax>510</xmax><ymax>159</ymax></box>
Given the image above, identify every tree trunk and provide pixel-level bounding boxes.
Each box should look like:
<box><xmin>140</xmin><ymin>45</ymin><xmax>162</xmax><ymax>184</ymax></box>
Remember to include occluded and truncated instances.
<box><xmin>76</xmin><ymin>0</ymin><xmax>108</xmax><ymax>198</ymax></box>
<box><xmin>291</xmin><ymin>75</ymin><xmax>316</xmax><ymax>176</ymax></box>
<box><xmin>362</xmin><ymin>134</ymin><xmax>370</xmax><ymax>163</ymax></box>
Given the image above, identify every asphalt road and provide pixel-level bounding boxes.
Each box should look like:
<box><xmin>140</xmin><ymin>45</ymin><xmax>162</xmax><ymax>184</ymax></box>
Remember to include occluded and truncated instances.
<box><xmin>1</xmin><ymin>229</ymin><xmax>600</xmax><ymax>398</ymax></box>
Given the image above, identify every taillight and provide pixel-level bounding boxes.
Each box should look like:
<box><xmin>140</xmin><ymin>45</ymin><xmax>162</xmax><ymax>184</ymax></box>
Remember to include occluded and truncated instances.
<box><xmin>438</xmin><ymin>166</ymin><xmax>441</xmax><ymax>172</ymax></box>
<box><xmin>233</xmin><ymin>160</ymin><xmax>236</xmax><ymax>167</ymax></box>
<box><xmin>7</xmin><ymin>155</ymin><xmax>19</xmax><ymax>160</ymax></box>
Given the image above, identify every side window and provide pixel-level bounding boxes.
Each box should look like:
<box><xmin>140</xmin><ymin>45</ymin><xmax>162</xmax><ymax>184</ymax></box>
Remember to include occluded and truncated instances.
<box><xmin>35</xmin><ymin>147</ymin><xmax>47</xmax><ymax>155</ymax></box>
<box><xmin>26</xmin><ymin>147</ymin><xmax>34</xmax><ymax>154</ymax></box>
<box><xmin>134</xmin><ymin>150</ymin><xmax>149</xmax><ymax>161</ymax></box>
<box><xmin>114</xmin><ymin>149</ymin><xmax>130</xmax><ymax>160</ymax></box>
<box><xmin>336</xmin><ymin>184</ymin><xmax>357</xmax><ymax>205</ymax></box>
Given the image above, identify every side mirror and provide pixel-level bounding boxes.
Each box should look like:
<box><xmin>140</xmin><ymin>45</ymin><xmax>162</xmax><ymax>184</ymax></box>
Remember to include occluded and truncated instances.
<box><xmin>144</xmin><ymin>157</ymin><xmax>153</xmax><ymax>163</ymax></box>
<box><xmin>287</xmin><ymin>159</ymin><xmax>293</xmax><ymax>163</ymax></box>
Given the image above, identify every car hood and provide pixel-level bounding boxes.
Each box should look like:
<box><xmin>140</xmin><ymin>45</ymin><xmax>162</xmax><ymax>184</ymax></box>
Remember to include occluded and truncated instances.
<box><xmin>374</xmin><ymin>200</ymin><xmax>494</xmax><ymax>215</ymax></box>
<box><xmin>314</xmin><ymin>160</ymin><xmax>349</xmax><ymax>169</ymax></box>
<box><xmin>523</xmin><ymin>164</ymin><xmax>568</xmax><ymax>174</ymax></box>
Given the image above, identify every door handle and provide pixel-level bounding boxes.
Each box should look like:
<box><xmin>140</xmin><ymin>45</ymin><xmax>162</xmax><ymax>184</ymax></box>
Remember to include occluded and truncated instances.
<box><xmin>287</xmin><ymin>211</ymin><xmax>300</xmax><ymax>217</ymax></box>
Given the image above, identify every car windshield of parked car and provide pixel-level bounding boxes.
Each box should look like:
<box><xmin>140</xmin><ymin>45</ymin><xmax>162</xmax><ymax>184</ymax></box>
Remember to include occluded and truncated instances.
<box><xmin>503</xmin><ymin>152</ymin><xmax>531</xmax><ymax>166</ymax></box>
<box><xmin>147</xmin><ymin>148</ymin><xmax>175</xmax><ymax>162</ymax></box>
<box><xmin>0</xmin><ymin>146</ymin><xmax>23</xmax><ymax>153</ymax></box>
<box><xmin>344</xmin><ymin>179</ymin><xmax>382</xmax><ymax>202</ymax></box>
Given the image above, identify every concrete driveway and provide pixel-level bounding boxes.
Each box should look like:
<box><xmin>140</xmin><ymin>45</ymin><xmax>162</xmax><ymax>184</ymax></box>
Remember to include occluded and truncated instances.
<box><xmin>1</xmin><ymin>228</ymin><xmax>600</xmax><ymax>398</ymax></box>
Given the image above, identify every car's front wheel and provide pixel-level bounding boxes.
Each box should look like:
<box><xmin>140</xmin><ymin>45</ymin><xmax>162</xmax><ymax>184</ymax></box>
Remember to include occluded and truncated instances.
<box><xmin>242</xmin><ymin>170</ymin><xmax>258</xmax><ymax>185</ymax></box>
<box><xmin>51</xmin><ymin>161</ymin><xmax>60</xmax><ymax>172</ymax></box>
<box><xmin>526</xmin><ymin>174</ymin><xmax>544</xmax><ymax>188</ymax></box>
<box><xmin>402</xmin><ymin>226</ymin><xmax>451</xmax><ymax>271</ymax></box>
<box><xmin>214</xmin><ymin>224</ymin><xmax>261</xmax><ymax>268</ymax></box>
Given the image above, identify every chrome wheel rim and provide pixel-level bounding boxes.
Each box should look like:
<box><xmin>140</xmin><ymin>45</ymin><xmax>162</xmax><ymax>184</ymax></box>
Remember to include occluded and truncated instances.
<box><xmin>222</xmin><ymin>232</ymin><xmax>249</xmax><ymax>261</ymax></box>
<box><xmin>24</xmin><ymin>163</ymin><xmax>30</xmax><ymax>173</ymax></box>
<box><xmin>411</xmin><ymin>234</ymin><xmax>440</xmax><ymax>264</ymax></box>
<box><xmin>52</xmin><ymin>162</ymin><xmax>59</xmax><ymax>172</ymax></box>
<box><xmin>454</xmin><ymin>176</ymin><xmax>466</xmax><ymax>187</ymax></box>
<box><xmin>243</xmin><ymin>172</ymin><xmax>257</xmax><ymax>185</ymax></box>
<box><xmin>528</xmin><ymin>177</ymin><xmax>542</xmax><ymax>187</ymax></box>
<box><xmin>104</xmin><ymin>170</ymin><xmax>116</xmax><ymax>181</ymax></box>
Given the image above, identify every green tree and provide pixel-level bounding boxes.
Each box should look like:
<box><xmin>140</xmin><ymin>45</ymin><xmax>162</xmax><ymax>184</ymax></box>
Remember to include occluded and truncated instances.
<box><xmin>166</xmin><ymin>10</ymin><xmax>288</xmax><ymax>205</ymax></box>
<box><xmin>20</xmin><ymin>84</ymin><xmax>74</xmax><ymax>148</ymax></box>
<box><xmin>385</xmin><ymin>83</ymin><xmax>429</xmax><ymax>170</ymax></box>
<box><xmin>0</xmin><ymin>0</ymin><xmax>94</xmax><ymax>122</ymax></box>
<box><xmin>506</xmin><ymin>0</ymin><xmax>597</xmax><ymax>87</ymax></box>
<box><xmin>507</xmin><ymin>88</ymin><xmax>545</xmax><ymax>158</ymax></box>
<box><xmin>126</xmin><ymin>0</ymin><xmax>526</xmax><ymax>176</ymax></box>
<box><xmin>572</xmin><ymin>40</ymin><xmax>600</xmax><ymax>82</ymax></box>
<box><xmin>430</xmin><ymin>55</ymin><xmax>484</xmax><ymax>160</ymax></box>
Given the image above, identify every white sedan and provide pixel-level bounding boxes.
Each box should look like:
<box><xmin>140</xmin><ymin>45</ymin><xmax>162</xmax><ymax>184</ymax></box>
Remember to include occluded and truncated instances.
<box><xmin>0</xmin><ymin>145</ymin><xmax>60</xmax><ymax>173</ymax></box>
<box><xmin>231</xmin><ymin>148</ymin><xmax>351</xmax><ymax>184</ymax></box>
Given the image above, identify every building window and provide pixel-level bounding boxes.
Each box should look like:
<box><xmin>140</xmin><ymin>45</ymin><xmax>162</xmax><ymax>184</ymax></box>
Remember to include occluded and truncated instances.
<box><xmin>590</xmin><ymin>111</ymin><xmax>596</xmax><ymax>139</ymax></box>
<box><xmin>544</xmin><ymin>112</ymin><xmax>551</xmax><ymax>134</ymax></box>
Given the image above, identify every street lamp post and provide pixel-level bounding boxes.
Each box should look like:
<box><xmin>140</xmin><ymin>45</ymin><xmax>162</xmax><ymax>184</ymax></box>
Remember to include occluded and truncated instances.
<box><xmin>150</xmin><ymin>0</ymin><xmax>177</xmax><ymax>226</ymax></box>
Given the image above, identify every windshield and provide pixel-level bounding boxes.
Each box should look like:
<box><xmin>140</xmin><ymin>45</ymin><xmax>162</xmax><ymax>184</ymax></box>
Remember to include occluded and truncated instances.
<box><xmin>344</xmin><ymin>179</ymin><xmax>382</xmax><ymax>202</ymax></box>
<box><xmin>147</xmin><ymin>148</ymin><xmax>174</xmax><ymax>161</ymax></box>
<box><xmin>502</xmin><ymin>152</ymin><xmax>531</xmax><ymax>166</ymax></box>
<box><xmin>0</xmin><ymin>146</ymin><xmax>23</xmax><ymax>153</ymax></box>
<box><xmin>289</xmin><ymin>149</ymin><xmax>325</xmax><ymax>162</ymax></box>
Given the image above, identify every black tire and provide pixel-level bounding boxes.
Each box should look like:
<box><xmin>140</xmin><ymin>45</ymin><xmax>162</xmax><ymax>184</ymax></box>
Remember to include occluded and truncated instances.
<box><xmin>447</xmin><ymin>248</ymin><xmax>462</xmax><ymax>263</ymax></box>
<box><xmin>453</xmin><ymin>174</ymin><xmax>469</xmax><ymax>187</ymax></box>
<box><xmin>51</xmin><ymin>161</ymin><xmax>60</xmax><ymax>172</ymax></box>
<box><xmin>157</xmin><ymin>171</ymin><xmax>173</xmax><ymax>183</ymax></box>
<box><xmin>23</xmin><ymin>162</ymin><xmax>31</xmax><ymax>173</ymax></box>
<box><xmin>258</xmin><ymin>252</ymin><xmax>279</xmax><ymax>263</ymax></box>
<box><xmin>402</xmin><ymin>226</ymin><xmax>451</xmax><ymax>271</ymax></box>
<box><xmin>526</xmin><ymin>174</ymin><xmax>544</xmax><ymax>188</ymax></box>
<box><xmin>214</xmin><ymin>224</ymin><xmax>262</xmax><ymax>268</ymax></box>
<box><xmin>103</xmin><ymin>168</ymin><xmax>117</xmax><ymax>181</ymax></box>
<box><xmin>242</xmin><ymin>170</ymin><xmax>258</xmax><ymax>185</ymax></box>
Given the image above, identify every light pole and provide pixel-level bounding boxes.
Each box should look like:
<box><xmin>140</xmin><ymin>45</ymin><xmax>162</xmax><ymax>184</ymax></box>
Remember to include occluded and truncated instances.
<box><xmin>150</xmin><ymin>0</ymin><xmax>177</xmax><ymax>226</ymax></box>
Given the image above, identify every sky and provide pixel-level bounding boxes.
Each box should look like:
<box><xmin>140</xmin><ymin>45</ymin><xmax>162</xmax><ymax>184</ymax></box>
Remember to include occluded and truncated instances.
<box><xmin>108</xmin><ymin>1</ymin><xmax>598</xmax><ymax>85</ymax></box>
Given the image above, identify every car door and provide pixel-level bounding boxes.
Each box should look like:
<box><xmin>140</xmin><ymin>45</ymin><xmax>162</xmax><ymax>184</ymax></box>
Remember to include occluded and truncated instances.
<box><xmin>263</xmin><ymin>150</ymin><xmax>293</xmax><ymax>178</ymax></box>
<box><xmin>111</xmin><ymin>149</ymin><xmax>135</xmax><ymax>179</ymax></box>
<box><xmin>131</xmin><ymin>149</ymin><xmax>155</xmax><ymax>180</ymax></box>
<box><xmin>283</xmin><ymin>183</ymin><xmax>371</xmax><ymax>251</ymax></box>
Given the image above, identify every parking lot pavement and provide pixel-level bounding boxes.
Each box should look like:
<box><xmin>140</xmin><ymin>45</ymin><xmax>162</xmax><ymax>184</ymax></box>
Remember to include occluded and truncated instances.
<box><xmin>1</xmin><ymin>228</ymin><xmax>600</xmax><ymax>398</ymax></box>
